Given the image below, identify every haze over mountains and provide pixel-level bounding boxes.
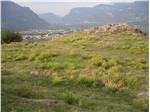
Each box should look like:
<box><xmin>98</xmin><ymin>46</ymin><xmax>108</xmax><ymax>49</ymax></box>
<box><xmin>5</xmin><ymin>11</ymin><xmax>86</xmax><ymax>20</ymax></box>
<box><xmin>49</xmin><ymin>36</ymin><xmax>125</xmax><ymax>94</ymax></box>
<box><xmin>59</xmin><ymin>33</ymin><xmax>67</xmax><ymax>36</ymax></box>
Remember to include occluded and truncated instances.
<box><xmin>1</xmin><ymin>1</ymin><xmax>149</xmax><ymax>32</ymax></box>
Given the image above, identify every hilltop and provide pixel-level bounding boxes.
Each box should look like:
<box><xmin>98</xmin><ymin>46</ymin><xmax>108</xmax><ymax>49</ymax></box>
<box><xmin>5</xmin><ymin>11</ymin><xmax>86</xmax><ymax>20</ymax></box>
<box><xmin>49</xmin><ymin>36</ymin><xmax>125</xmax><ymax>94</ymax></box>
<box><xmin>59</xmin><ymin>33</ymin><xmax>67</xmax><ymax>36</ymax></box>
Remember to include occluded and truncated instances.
<box><xmin>84</xmin><ymin>23</ymin><xmax>145</xmax><ymax>35</ymax></box>
<box><xmin>2</xmin><ymin>25</ymin><xmax>148</xmax><ymax>112</ymax></box>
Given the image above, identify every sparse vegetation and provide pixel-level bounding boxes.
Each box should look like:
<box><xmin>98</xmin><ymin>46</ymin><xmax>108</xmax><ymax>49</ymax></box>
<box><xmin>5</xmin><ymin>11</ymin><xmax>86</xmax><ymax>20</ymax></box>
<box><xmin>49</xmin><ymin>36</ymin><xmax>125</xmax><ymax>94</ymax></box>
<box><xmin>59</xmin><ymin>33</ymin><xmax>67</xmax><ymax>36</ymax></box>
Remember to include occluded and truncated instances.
<box><xmin>2</xmin><ymin>31</ymin><xmax>148</xmax><ymax>112</ymax></box>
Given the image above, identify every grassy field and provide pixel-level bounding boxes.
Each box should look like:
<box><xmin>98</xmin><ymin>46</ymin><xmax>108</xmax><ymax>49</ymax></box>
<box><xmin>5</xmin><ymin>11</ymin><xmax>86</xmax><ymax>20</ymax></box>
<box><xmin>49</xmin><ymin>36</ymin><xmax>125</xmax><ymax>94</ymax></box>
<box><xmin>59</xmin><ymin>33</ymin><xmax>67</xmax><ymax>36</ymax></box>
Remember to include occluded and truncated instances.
<box><xmin>2</xmin><ymin>31</ymin><xmax>148</xmax><ymax>112</ymax></box>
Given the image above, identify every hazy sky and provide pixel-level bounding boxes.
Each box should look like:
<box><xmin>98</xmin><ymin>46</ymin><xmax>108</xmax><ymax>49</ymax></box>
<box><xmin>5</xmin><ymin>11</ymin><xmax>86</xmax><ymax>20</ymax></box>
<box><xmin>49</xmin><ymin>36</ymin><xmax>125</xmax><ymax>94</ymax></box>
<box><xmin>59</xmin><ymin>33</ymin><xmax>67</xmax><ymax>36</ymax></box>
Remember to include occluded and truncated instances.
<box><xmin>11</xmin><ymin>0</ymin><xmax>148</xmax><ymax>16</ymax></box>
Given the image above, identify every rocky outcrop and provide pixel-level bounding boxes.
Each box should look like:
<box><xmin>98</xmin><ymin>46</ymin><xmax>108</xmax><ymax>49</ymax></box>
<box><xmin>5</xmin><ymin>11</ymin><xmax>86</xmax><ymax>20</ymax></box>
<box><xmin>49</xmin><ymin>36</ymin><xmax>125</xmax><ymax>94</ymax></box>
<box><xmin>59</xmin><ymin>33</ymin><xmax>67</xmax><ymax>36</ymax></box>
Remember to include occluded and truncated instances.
<box><xmin>137</xmin><ymin>91</ymin><xmax>149</xmax><ymax>97</ymax></box>
<box><xmin>84</xmin><ymin>23</ymin><xmax>145</xmax><ymax>35</ymax></box>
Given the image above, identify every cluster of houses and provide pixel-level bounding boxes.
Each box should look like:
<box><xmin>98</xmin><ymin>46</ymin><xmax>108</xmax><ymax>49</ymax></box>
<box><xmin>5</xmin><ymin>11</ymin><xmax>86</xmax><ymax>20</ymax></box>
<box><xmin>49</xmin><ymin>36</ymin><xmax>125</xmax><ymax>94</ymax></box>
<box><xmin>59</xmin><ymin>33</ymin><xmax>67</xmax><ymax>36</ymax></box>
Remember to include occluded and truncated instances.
<box><xmin>20</xmin><ymin>29</ymin><xmax>79</xmax><ymax>42</ymax></box>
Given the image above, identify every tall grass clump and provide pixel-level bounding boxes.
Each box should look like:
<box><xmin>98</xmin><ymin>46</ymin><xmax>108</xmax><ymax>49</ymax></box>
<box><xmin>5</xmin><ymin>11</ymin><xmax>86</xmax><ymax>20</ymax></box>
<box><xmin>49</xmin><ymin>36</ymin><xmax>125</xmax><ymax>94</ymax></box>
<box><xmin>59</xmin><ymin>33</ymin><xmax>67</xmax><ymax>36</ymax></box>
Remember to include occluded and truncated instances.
<box><xmin>76</xmin><ymin>75</ymin><xmax>95</xmax><ymax>87</ymax></box>
<box><xmin>36</xmin><ymin>52</ymin><xmax>59</xmax><ymax>61</ymax></box>
<box><xmin>62</xmin><ymin>91</ymin><xmax>79</xmax><ymax>105</ymax></box>
<box><xmin>132</xmin><ymin>95</ymin><xmax>148</xmax><ymax>111</ymax></box>
<box><xmin>28</xmin><ymin>51</ymin><xmax>39</xmax><ymax>61</ymax></box>
<box><xmin>15</xmin><ymin>53</ymin><xmax>28</xmax><ymax>61</ymax></box>
<box><xmin>91</xmin><ymin>56</ymin><xmax>103</xmax><ymax>67</ymax></box>
<box><xmin>91</xmin><ymin>56</ymin><xmax>120</xmax><ymax>70</ymax></box>
<box><xmin>124</xmin><ymin>74</ymin><xmax>138</xmax><ymax>89</ymax></box>
<box><xmin>100</xmin><ymin>73</ymin><xmax>125</xmax><ymax>92</ymax></box>
<box><xmin>51</xmin><ymin>75</ymin><xmax>63</xmax><ymax>85</ymax></box>
<box><xmin>15</xmin><ymin>82</ymin><xmax>33</xmax><ymax>98</ymax></box>
<box><xmin>74</xmin><ymin>73</ymin><xmax>103</xmax><ymax>88</ymax></box>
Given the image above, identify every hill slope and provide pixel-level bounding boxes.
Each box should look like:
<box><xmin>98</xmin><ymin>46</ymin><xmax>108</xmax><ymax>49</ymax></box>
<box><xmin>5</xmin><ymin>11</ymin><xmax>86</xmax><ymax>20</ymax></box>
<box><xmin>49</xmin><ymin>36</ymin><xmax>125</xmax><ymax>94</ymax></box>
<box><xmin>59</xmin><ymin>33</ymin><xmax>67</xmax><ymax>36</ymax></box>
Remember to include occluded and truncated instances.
<box><xmin>1</xmin><ymin>1</ymin><xmax>49</xmax><ymax>31</ymax></box>
<box><xmin>2</xmin><ymin>24</ymin><xmax>148</xmax><ymax>112</ymax></box>
<box><xmin>39</xmin><ymin>12</ymin><xmax>63</xmax><ymax>24</ymax></box>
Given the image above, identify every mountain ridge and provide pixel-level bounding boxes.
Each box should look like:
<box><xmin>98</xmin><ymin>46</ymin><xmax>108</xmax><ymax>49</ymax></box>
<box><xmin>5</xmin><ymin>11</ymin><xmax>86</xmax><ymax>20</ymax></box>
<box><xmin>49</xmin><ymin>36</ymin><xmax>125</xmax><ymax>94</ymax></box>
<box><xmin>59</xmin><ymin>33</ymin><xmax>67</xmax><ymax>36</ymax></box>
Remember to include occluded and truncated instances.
<box><xmin>1</xmin><ymin>1</ymin><xmax>49</xmax><ymax>31</ymax></box>
<box><xmin>40</xmin><ymin>1</ymin><xmax>148</xmax><ymax>32</ymax></box>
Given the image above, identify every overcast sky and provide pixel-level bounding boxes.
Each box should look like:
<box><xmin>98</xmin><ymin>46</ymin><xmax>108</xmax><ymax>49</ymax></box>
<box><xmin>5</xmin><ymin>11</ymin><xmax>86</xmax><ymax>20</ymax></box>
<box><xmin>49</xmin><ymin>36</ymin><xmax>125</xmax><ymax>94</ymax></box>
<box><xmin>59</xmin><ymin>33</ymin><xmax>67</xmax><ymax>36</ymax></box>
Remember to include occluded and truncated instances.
<box><xmin>11</xmin><ymin>0</ymin><xmax>148</xmax><ymax>16</ymax></box>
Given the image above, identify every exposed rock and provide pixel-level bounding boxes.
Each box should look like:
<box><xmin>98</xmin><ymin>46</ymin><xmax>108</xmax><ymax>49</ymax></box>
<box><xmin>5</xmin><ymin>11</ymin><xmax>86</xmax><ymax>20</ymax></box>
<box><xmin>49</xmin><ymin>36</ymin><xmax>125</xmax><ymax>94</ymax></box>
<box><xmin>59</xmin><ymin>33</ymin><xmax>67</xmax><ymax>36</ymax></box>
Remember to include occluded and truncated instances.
<box><xmin>29</xmin><ymin>99</ymin><xmax>64</xmax><ymax>105</ymax></box>
<box><xmin>30</xmin><ymin>70</ymin><xmax>39</xmax><ymax>75</ymax></box>
<box><xmin>3</xmin><ymin>92</ymin><xmax>65</xmax><ymax>106</ymax></box>
<box><xmin>84</xmin><ymin>23</ymin><xmax>145</xmax><ymax>35</ymax></box>
<box><xmin>137</xmin><ymin>91</ymin><xmax>149</xmax><ymax>97</ymax></box>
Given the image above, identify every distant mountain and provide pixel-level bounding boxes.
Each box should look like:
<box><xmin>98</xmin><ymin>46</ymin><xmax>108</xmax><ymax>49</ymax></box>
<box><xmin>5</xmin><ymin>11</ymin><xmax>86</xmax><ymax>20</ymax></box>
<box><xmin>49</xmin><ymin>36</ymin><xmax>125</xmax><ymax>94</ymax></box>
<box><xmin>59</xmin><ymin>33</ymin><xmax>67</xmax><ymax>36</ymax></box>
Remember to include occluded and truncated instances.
<box><xmin>1</xmin><ymin>1</ymin><xmax>49</xmax><ymax>31</ymax></box>
<box><xmin>2</xmin><ymin>1</ymin><xmax>148</xmax><ymax>32</ymax></box>
<box><xmin>40</xmin><ymin>1</ymin><xmax>148</xmax><ymax>33</ymax></box>
<box><xmin>39</xmin><ymin>13</ymin><xmax>63</xmax><ymax>24</ymax></box>
<box><xmin>63</xmin><ymin>1</ymin><xmax>148</xmax><ymax>24</ymax></box>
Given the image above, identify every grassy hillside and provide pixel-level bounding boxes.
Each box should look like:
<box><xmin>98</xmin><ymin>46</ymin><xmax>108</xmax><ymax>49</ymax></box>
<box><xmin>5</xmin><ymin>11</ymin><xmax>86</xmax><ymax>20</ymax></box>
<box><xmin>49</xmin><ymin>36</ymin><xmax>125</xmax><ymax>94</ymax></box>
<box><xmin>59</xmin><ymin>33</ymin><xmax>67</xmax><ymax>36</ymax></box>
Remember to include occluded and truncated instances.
<box><xmin>2</xmin><ymin>31</ymin><xmax>148</xmax><ymax>112</ymax></box>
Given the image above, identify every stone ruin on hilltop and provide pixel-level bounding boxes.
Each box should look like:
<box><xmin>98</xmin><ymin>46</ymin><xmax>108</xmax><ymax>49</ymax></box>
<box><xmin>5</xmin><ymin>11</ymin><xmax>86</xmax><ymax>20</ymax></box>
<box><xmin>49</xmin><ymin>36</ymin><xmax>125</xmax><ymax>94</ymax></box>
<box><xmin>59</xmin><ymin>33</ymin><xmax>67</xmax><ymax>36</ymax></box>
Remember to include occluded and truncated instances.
<box><xmin>84</xmin><ymin>23</ymin><xmax>145</xmax><ymax>35</ymax></box>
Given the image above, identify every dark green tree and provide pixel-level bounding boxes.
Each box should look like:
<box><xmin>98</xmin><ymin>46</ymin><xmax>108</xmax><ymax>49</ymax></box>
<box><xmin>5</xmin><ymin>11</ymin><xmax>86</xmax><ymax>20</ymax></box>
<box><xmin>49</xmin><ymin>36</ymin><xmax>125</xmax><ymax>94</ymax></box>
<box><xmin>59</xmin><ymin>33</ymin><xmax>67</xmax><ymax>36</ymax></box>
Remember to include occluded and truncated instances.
<box><xmin>1</xmin><ymin>30</ymin><xmax>23</xmax><ymax>44</ymax></box>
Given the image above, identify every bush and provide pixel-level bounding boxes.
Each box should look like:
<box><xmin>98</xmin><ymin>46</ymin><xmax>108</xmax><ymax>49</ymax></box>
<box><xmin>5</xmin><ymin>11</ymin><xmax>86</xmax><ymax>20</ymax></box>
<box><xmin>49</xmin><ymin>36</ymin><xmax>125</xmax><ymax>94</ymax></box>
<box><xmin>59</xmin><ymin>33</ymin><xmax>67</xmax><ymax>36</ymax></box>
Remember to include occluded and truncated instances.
<box><xmin>2</xmin><ymin>30</ymin><xmax>22</xmax><ymax>44</ymax></box>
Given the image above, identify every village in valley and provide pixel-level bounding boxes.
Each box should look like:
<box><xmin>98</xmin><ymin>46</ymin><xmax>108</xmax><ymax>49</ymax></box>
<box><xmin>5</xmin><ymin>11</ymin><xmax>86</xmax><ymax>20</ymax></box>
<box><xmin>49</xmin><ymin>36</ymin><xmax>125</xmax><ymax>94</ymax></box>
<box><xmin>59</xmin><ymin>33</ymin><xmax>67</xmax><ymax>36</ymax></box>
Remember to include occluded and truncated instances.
<box><xmin>20</xmin><ymin>28</ymin><xmax>80</xmax><ymax>42</ymax></box>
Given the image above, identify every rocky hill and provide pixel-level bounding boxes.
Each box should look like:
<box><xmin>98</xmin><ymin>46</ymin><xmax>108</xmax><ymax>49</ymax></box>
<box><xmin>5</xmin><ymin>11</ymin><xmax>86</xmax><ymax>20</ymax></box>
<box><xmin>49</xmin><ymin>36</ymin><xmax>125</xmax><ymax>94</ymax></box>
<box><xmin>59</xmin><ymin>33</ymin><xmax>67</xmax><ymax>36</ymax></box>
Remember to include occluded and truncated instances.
<box><xmin>84</xmin><ymin>23</ymin><xmax>146</xmax><ymax>35</ymax></box>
